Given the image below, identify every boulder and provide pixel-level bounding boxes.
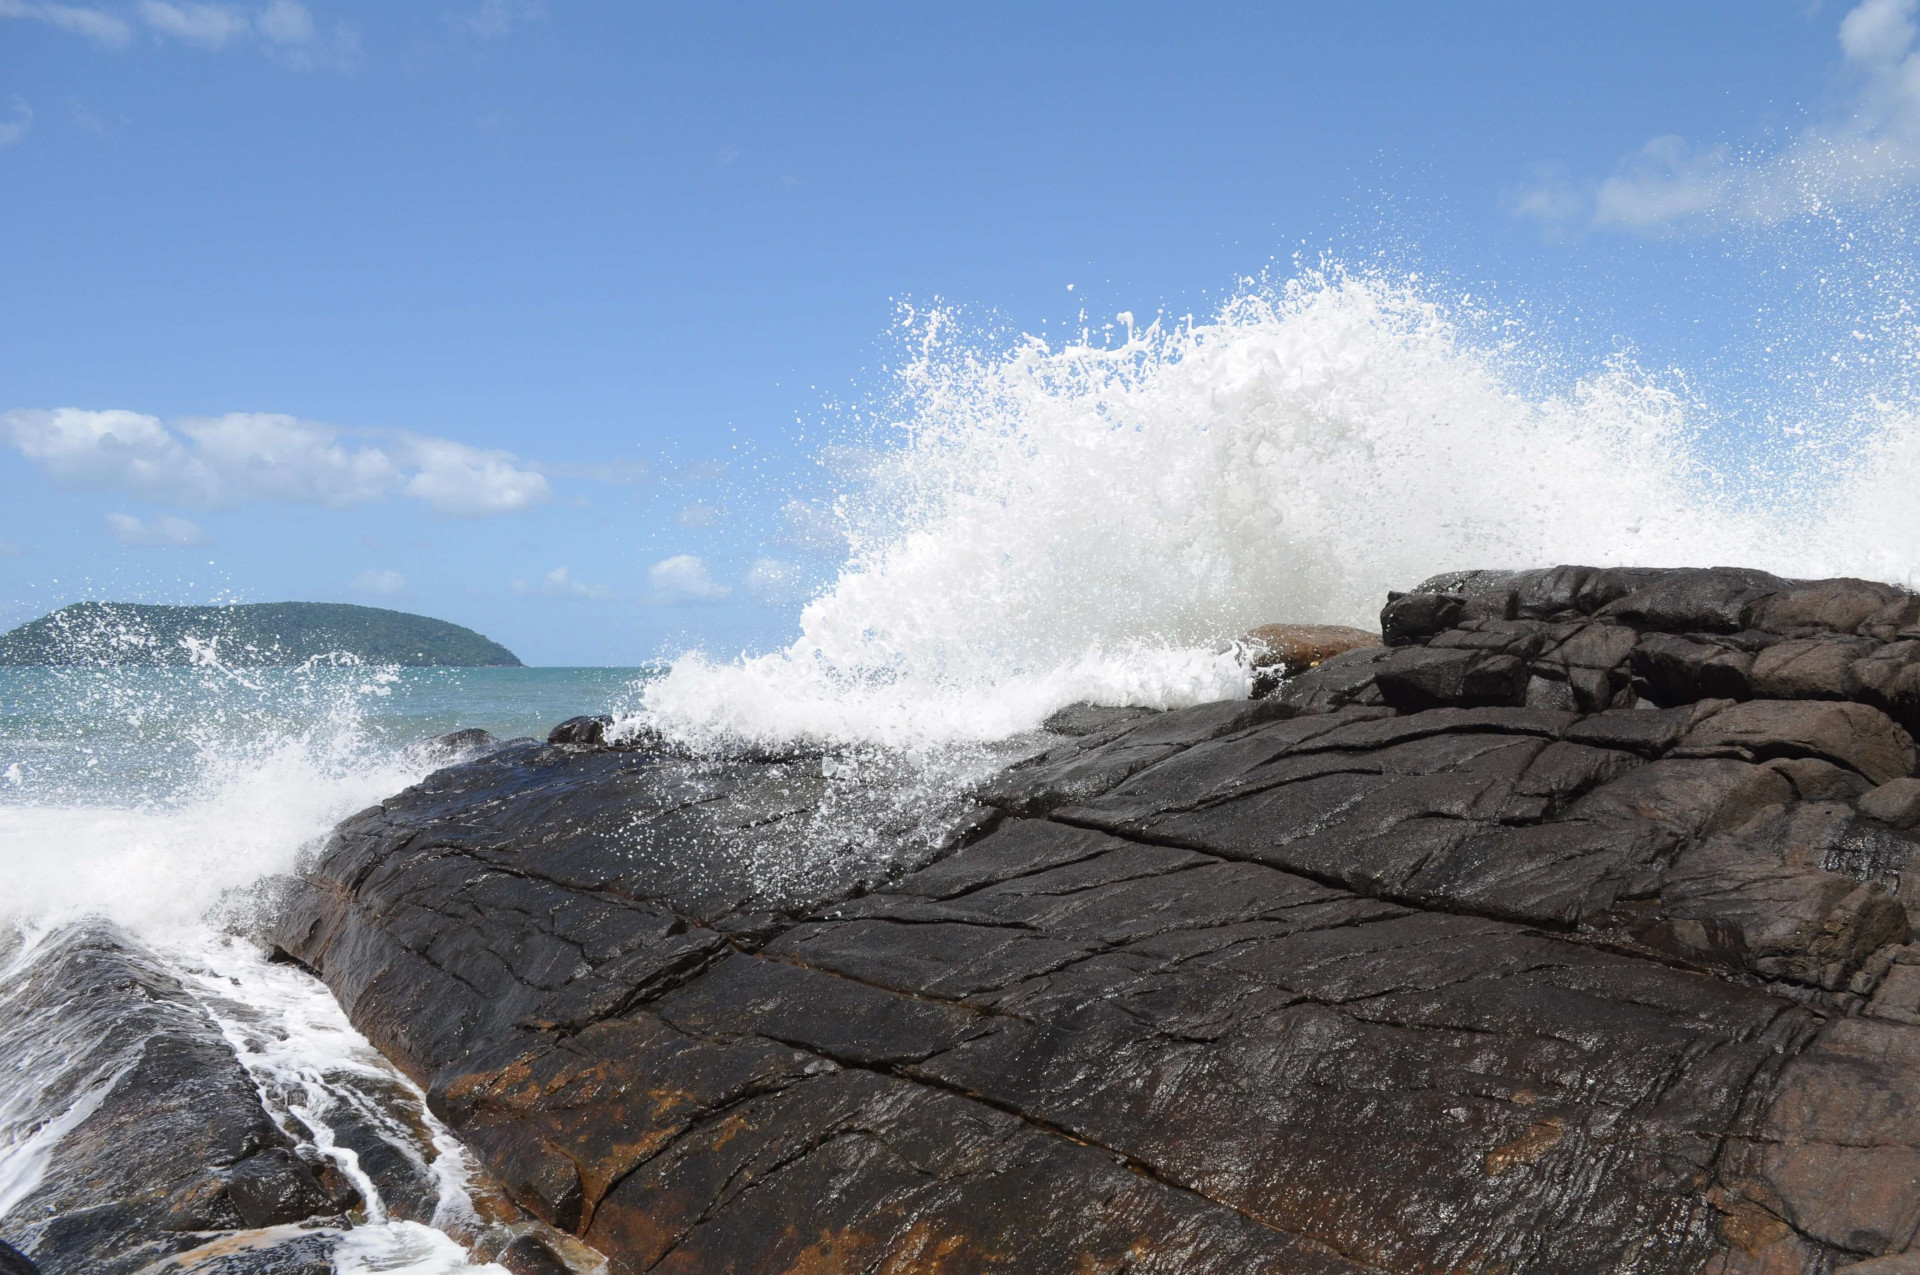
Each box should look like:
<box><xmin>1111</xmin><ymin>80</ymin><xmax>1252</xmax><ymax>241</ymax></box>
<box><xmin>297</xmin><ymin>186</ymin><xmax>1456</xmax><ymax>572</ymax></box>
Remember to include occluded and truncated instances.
<box><xmin>547</xmin><ymin>714</ymin><xmax>613</xmax><ymax>746</ymax></box>
<box><xmin>1682</xmin><ymin>700</ymin><xmax>1918</xmax><ymax>785</ymax></box>
<box><xmin>1861</xmin><ymin>778</ymin><xmax>1920</xmax><ymax>830</ymax></box>
<box><xmin>268</xmin><ymin>565</ymin><xmax>1920</xmax><ymax>1274</ymax></box>
<box><xmin>1241</xmin><ymin>622</ymin><xmax>1380</xmax><ymax>694</ymax></box>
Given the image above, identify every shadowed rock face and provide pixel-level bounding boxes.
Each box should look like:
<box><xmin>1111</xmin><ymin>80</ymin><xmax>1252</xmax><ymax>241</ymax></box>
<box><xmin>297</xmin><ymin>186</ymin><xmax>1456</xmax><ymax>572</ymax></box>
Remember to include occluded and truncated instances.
<box><xmin>274</xmin><ymin>566</ymin><xmax>1920</xmax><ymax>1273</ymax></box>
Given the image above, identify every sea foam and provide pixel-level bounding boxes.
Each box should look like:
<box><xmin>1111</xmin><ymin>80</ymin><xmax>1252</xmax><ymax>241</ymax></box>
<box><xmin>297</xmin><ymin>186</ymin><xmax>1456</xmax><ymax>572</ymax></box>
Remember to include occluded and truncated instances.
<box><xmin>637</xmin><ymin>265</ymin><xmax>1920</xmax><ymax>752</ymax></box>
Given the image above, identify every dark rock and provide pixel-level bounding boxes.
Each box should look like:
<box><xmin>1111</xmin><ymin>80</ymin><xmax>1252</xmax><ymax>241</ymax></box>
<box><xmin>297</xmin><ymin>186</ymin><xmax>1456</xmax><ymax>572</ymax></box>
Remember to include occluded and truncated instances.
<box><xmin>1562</xmin><ymin>702</ymin><xmax>1714</xmax><ymax>756</ymax></box>
<box><xmin>0</xmin><ymin>1242</ymin><xmax>39</xmax><ymax>1275</ymax></box>
<box><xmin>1596</xmin><ymin>566</ymin><xmax>1791</xmax><ymax>633</ymax></box>
<box><xmin>1861</xmin><ymin>778</ymin><xmax>1920</xmax><ymax>829</ymax></box>
<box><xmin>1861</xmin><ymin>594</ymin><xmax>1920</xmax><ymax>643</ymax></box>
<box><xmin>1682</xmin><ymin>699</ymin><xmax>1918</xmax><ymax>785</ymax></box>
<box><xmin>0</xmin><ymin>924</ymin><xmax>314</xmax><ymax>1275</ymax></box>
<box><xmin>1767</xmin><ymin>756</ymin><xmax>1874</xmax><ymax>802</ymax></box>
<box><xmin>496</xmin><ymin>1234</ymin><xmax>576</xmax><ymax>1275</ymax></box>
<box><xmin>1379</xmin><ymin>589</ymin><xmax>1465</xmax><ymax>644</ymax></box>
<box><xmin>1753</xmin><ymin>636</ymin><xmax>1878</xmax><ymax>699</ymax></box>
<box><xmin>547</xmin><ymin>714</ymin><xmax>612</xmax><ymax>746</ymax></box>
<box><xmin>1632</xmin><ymin>632</ymin><xmax>1756</xmax><ymax>703</ymax></box>
<box><xmin>1849</xmin><ymin>640</ymin><xmax>1920</xmax><ymax>735</ymax></box>
<box><xmin>1265</xmin><ymin>643</ymin><xmax>1394</xmax><ymax>710</ymax></box>
<box><xmin>979</xmin><ymin>697</ymin><xmax>1292</xmax><ymax>815</ymax></box>
<box><xmin>1370</xmin><ymin>645</ymin><xmax>1529</xmax><ymax>711</ymax></box>
<box><xmin>225</xmin><ymin>1150</ymin><xmax>334</xmax><ymax>1229</ymax></box>
<box><xmin>1750</xmin><ymin>578</ymin><xmax>1908</xmax><ymax>635</ymax></box>
<box><xmin>271</xmin><ymin>564</ymin><xmax>1920</xmax><ymax>1275</ymax></box>
<box><xmin>426</xmin><ymin>726</ymin><xmax>497</xmax><ymax>757</ymax></box>
<box><xmin>1038</xmin><ymin>701</ymin><xmax>1161</xmax><ymax>736</ymax></box>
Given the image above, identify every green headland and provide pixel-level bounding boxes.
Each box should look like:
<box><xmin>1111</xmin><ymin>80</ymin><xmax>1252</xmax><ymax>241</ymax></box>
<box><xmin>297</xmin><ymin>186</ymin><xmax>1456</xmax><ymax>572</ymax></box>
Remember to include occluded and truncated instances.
<box><xmin>0</xmin><ymin>601</ymin><xmax>523</xmax><ymax>667</ymax></box>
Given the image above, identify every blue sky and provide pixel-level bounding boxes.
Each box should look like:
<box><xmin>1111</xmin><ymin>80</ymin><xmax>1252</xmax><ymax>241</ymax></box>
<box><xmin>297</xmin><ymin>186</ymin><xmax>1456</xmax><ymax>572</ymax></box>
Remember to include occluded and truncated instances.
<box><xmin>3</xmin><ymin>1</ymin><xmax>1918</xmax><ymax>664</ymax></box>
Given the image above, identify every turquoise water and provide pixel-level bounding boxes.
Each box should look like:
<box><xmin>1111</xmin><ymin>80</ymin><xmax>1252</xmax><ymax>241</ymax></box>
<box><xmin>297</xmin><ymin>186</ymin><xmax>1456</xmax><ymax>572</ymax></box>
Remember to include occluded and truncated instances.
<box><xmin>0</xmin><ymin>665</ymin><xmax>651</xmax><ymax>809</ymax></box>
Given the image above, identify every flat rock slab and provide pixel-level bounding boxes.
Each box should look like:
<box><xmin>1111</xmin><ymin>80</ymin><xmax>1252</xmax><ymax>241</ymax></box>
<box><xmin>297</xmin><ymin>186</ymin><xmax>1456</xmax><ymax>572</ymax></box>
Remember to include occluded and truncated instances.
<box><xmin>274</xmin><ymin>565</ymin><xmax>1920</xmax><ymax>1274</ymax></box>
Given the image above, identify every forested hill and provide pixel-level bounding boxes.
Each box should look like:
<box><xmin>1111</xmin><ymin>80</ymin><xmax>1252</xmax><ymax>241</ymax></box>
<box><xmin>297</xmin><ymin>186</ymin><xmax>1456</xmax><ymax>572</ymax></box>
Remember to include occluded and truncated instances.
<box><xmin>0</xmin><ymin>602</ymin><xmax>523</xmax><ymax>667</ymax></box>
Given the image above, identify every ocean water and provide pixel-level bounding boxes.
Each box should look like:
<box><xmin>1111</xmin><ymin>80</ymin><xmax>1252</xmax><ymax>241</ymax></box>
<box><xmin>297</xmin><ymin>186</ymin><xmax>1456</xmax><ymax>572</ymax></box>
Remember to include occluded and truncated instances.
<box><xmin>0</xmin><ymin>665</ymin><xmax>644</xmax><ymax>1273</ymax></box>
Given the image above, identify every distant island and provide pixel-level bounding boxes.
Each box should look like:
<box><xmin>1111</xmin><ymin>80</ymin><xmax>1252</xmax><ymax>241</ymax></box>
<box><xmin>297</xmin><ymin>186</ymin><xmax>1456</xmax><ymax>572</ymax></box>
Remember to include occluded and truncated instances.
<box><xmin>0</xmin><ymin>602</ymin><xmax>523</xmax><ymax>667</ymax></box>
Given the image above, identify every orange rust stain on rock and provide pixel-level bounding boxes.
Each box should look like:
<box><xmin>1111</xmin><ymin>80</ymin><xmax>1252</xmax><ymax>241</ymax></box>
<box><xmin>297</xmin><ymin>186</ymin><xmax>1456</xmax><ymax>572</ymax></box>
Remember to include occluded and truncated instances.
<box><xmin>1712</xmin><ymin>1197</ymin><xmax>1793</xmax><ymax>1257</ymax></box>
<box><xmin>872</xmin><ymin>1220</ymin><xmax>983</xmax><ymax>1274</ymax></box>
<box><xmin>778</xmin><ymin>1225</ymin><xmax>883</xmax><ymax>1274</ymax></box>
<box><xmin>707</xmin><ymin>1110</ymin><xmax>753</xmax><ymax>1153</ymax></box>
<box><xmin>1483</xmin><ymin>1118</ymin><xmax>1565</xmax><ymax>1177</ymax></box>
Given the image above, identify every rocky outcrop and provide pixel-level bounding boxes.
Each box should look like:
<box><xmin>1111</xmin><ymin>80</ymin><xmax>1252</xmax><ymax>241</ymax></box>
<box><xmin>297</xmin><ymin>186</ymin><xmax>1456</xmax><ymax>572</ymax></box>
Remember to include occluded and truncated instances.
<box><xmin>274</xmin><ymin>566</ymin><xmax>1920</xmax><ymax>1273</ymax></box>
<box><xmin>0</xmin><ymin>924</ymin><xmax>347</xmax><ymax>1275</ymax></box>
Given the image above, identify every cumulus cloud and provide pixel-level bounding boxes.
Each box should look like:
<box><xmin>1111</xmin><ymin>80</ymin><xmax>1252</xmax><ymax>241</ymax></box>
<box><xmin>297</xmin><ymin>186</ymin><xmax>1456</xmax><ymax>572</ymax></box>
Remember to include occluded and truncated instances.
<box><xmin>0</xmin><ymin>98</ymin><xmax>32</xmax><ymax>148</ymax></box>
<box><xmin>647</xmin><ymin>554</ymin><xmax>730</xmax><ymax>605</ymax></box>
<box><xmin>742</xmin><ymin>557</ymin><xmax>804</xmax><ymax>605</ymax></box>
<box><xmin>107</xmin><ymin>511</ymin><xmax>207</xmax><ymax>546</ymax></box>
<box><xmin>254</xmin><ymin>0</ymin><xmax>308</xmax><ymax>43</ymax></box>
<box><xmin>1517</xmin><ymin>0</ymin><xmax>1920</xmax><ymax>233</ymax></box>
<box><xmin>0</xmin><ymin>0</ymin><xmax>131</xmax><ymax>46</ymax></box>
<box><xmin>137</xmin><ymin>0</ymin><xmax>249</xmax><ymax>46</ymax></box>
<box><xmin>400</xmin><ymin>434</ymin><xmax>550</xmax><ymax>516</ymax></box>
<box><xmin>1</xmin><ymin>408</ymin><xmax>554</xmax><ymax>517</ymax></box>
<box><xmin>350</xmin><ymin>568</ymin><xmax>409</xmax><ymax>599</ymax></box>
<box><xmin>451</xmin><ymin>0</ymin><xmax>542</xmax><ymax>41</ymax></box>
<box><xmin>530</xmin><ymin>566</ymin><xmax>614</xmax><ymax>600</ymax></box>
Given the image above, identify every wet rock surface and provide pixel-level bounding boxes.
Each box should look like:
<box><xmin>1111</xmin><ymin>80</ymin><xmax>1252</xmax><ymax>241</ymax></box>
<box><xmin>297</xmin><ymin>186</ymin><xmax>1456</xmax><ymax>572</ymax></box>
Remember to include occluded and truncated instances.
<box><xmin>0</xmin><ymin>924</ymin><xmax>343</xmax><ymax>1275</ymax></box>
<box><xmin>275</xmin><ymin>565</ymin><xmax>1920</xmax><ymax>1273</ymax></box>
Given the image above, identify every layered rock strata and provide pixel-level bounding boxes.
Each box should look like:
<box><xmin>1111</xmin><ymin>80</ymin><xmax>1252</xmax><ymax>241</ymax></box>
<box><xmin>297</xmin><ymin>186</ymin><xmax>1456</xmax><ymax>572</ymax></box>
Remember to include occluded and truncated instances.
<box><xmin>275</xmin><ymin>566</ymin><xmax>1920</xmax><ymax>1273</ymax></box>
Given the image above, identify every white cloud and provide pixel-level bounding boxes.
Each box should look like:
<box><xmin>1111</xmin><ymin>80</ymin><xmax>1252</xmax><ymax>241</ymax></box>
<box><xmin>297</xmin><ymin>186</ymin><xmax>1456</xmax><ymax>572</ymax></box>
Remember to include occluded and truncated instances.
<box><xmin>647</xmin><ymin>554</ymin><xmax>730</xmax><ymax>605</ymax></box>
<box><xmin>539</xmin><ymin>566</ymin><xmax>614</xmax><ymax>600</ymax></box>
<box><xmin>1</xmin><ymin>408</ymin><xmax>554</xmax><ymax>518</ymax></box>
<box><xmin>452</xmin><ymin>0</ymin><xmax>542</xmax><ymax>40</ymax></box>
<box><xmin>118</xmin><ymin>0</ymin><xmax>356</xmax><ymax>68</ymax></box>
<box><xmin>743</xmin><ymin>557</ymin><xmax>804</xmax><ymax>605</ymax></box>
<box><xmin>399</xmin><ymin>433</ymin><xmax>550</xmax><ymax>516</ymax></box>
<box><xmin>350</xmin><ymin>568</ymin><xmax>409</xmax><ymax>599</ymax></box>
<box><xmin>0</xmin><ymin>98</ymin><xmax>32</xmax><ymax>148</ymax></box>
<box><xmin>675</xmin><ymin>501</ymin><xmax>724</xmax><ymax>528</ymax></box>
<box><xmin>138</xmin><ymin>0</ymin><xmax>249</xmax><ymax>46</ymax></box>
<box><xmin>107</xmin><ymin>511</ymin><xmax>207</xmax><ymax>546</ymax></box>
<box><xmin>1518</xmin><ymin>0</ymin><xmax>1920</xmax><ymax>233</ymax></box>
<box><xmin>0</xmin><ymin>0</ymin><xmax>132</xmax><ymax>46</ymax></box>
<box><xmin>254</xmin><ymin>0</ymin><xmax>309</xmax><ymax>43</ymax></box>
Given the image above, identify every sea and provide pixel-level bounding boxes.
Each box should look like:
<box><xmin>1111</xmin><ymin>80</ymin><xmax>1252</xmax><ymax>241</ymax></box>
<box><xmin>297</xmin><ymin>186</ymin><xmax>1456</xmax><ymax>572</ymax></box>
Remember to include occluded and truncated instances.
<box><xmin>0</xmin><ymin>666</ymin><xmax>648</xmax><ymax>1273</ymax></box>
<box><xmin>7</xmin><ymin>265</ymin><xmax>1920</xmax><ymax>1269</ymax></box>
